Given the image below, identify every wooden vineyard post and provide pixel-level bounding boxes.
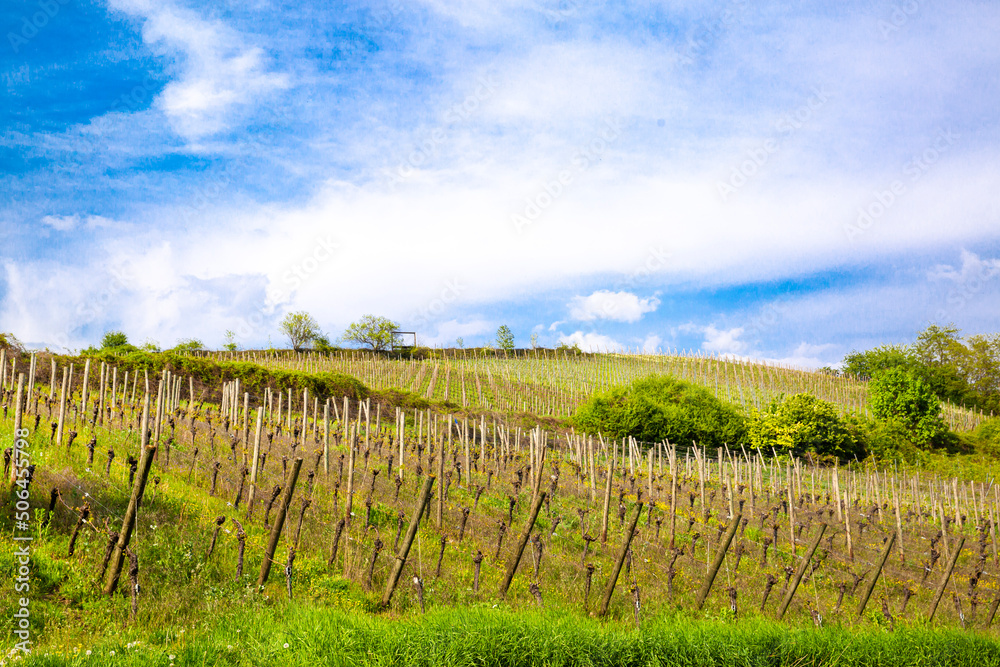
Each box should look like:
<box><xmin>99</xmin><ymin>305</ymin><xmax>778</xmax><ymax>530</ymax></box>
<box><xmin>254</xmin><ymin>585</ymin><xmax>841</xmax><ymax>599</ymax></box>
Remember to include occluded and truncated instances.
<box><xmin>599</xmin><ymin>502</ymin><xmax>644</xmax><ymax>617</ymax></box>
<box><xmin>647</xmin><ymin>448</ymin><xmax>653</xmax><ymax>501</ymax></box>
<box><xmin>345</xmin><ymin>426</ymin><xmax>356</xmax><ymax>523</ymax></box>
<box><xmin>437</xmin><ymin>426</ymin><xmax>446</xmax><ymax>529</ymax></box>
<box><xmin>323</xmin><ymin>400</ymin><xmax>330</xmax><ymax>476</ymax></box>
<box><xmin>776</xmin><ymin>523</ymin><xmax>827</xmax><ymax>620</ymax></box>
<box><xmin>9</xmin><ymin>374</ymin><xmax>25</xmax><ymax>485</ymax></box>
<box><xmin>55</xmin><ymin>367</ymin><xmax>68</xmax><ymax>449</ymax></box>
<box><xmin>927</xmin><ymin>537</ymin><xmax>965</xmax><ymax>622</ymax></box>
<box><xmin>857</xmin><ymin>532</ymin><xmax>896</xmax><ymax>618</ymax></box>
<box><xmin>695</xmin><ymin>512</ymin><xmax>743</xmax><ymax>610</ymax></box>
<box><xmin>668</xmin><ymin>444</ymin><xmax>677</xmax><ymax>548</ymax></box>
<box><xmin>499</xmin><ymin>491</ymin><xmax>547</xmax><ymax>599</ymax></box>
<box><xmin>80</xmin><ymin>359</ymin><xmax>91</xmax><ymax>416</ymax></box>
<box><xmin>382</xmin><ymin>475</ymin><xmax>435</xmax><ymax>608</ymax></box>
<box><xmin>600</xmin><ymin>458</ymin><xmax>613</xmax><ymax>543</ymax></box>
<box><xmin>258</xmin><ymin>457</ymin><xmax>303</xmax><ymax>588</ymax></box>
<box><xmin>104</xmin><ymin>396</ymin><xmax>155</xmax><ymax>595</ymax></box>
<box><xmin>247</xmin><ymin>411</ymin><xmax>263</xmax><ymax>510</ymax></box>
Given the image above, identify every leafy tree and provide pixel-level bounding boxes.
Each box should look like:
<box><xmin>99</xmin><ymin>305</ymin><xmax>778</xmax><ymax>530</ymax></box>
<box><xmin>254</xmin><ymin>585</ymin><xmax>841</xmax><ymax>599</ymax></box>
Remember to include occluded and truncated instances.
<box><xmin>868</xmin><ymin>367</ymin><xmax>951</xmax><ymax>447</ymax></box>
<box><xmin>313</xmin><ymin>333</ymin><xmax>337</xmax><ymax>353</ymax></box>
<box><xmin>455</xmin><ymin>337</ymin><xmax>464</xmax><ymax>349</ymax></box>
<box><xmin>101</xmin><ymin>330</ymin><xmax>130</xmax><ymax>349</ymax></box>
<box><xmin>496</xmin><ymin>325</ymin><xmax>515</xmax><ymax>351</ymax></box>
<box><xmin>842</xmin><ymin>345</ymin><xmax>917</xmax><ymax>379</ymax></box>
<box><xmin>171</xmin><ymin>338</ymin><xmax>204</xmax><ymax>354</ymax></box>
<box><xmin>342</xmin><ymin>315</ymin><xmax>400</xmax><ymax>352</ymax></box>
<box><xmin>280</xmin><ymin>311</ymin><xmax>322</xmax><ymax>351</ymax></box>
<box><xmin>746</xmin><ymin>393</ymin><xmax>866</xmax><ymax>462</ymax></box>
<box><xmin>223</xmin><ymin>330</ymin><xmax>239</xmax><ymax>352</ymax></box>
<box><xmin>140</xmin><ymin>339</ymin><xmax>161</xmax><ymax>353</ymax></box>
<box><xmin>530</xmin><ymin>332</ymin><xmax>539</xmax><ymax>349</ymax></box>
<box><xmin>572</xmin><ymin>375</ymin><xmax>746</xmax><ymax>448</ymax></box>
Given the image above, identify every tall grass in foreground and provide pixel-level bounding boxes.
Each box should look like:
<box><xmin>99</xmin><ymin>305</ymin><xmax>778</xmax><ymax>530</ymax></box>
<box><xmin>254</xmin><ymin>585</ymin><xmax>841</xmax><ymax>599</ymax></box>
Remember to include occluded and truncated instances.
<box><xmin>18</xmin><ymin>605</ymin><xmax>1000</xmax><ymax>667</ymax></box>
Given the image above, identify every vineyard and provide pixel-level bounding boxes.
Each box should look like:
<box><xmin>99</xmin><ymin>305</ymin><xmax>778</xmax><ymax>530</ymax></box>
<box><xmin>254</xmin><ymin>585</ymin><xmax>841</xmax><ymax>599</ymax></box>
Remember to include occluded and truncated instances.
<box><xmin>3</xmin><ymin>351</ymin><xmax>1000</xmax><ymax>665</ymax></box>
<box><xmin>208</xmin><ymin>348</ymin><xmax>989</xmax><ymax>432</ymax></box>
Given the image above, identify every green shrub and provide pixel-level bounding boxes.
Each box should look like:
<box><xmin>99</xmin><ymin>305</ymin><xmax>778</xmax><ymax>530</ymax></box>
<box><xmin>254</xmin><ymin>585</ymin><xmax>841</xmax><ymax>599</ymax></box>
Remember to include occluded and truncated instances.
<box><xmin>970</xmin><ymin>417</ymin><xmax>1000</xmax><ymax>458</ymax></box>
<box><xmin>861</xmin><ymin>416</ymin><xmax>924</xmax><ymax>464</ymax></box>
<box><xmin>746</xmin><ymin>393</ymin><xmax>866</xmax><ymax>463</ymax></box>
<box><xmin>572</xmin><ymin>374</ymin><xmax>745</xmax><ymax>447</ymax></box>
<box><xmin>170</xmin><ymin>338</ymin><xmax>205</xmax><ymax>354</ymax></box>
<box><xmin>869</xmin><ymin>367</ymin><xmax>952</xmax><ymax>447</ymax></box>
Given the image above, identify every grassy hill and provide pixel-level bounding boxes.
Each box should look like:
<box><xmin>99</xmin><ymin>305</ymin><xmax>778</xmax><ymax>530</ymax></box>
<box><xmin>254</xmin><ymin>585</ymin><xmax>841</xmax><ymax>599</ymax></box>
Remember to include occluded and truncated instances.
<box><xmin>2</xmin><ymin>352</ymin><xmax>1000</xmax><ymax>665</ymax></box>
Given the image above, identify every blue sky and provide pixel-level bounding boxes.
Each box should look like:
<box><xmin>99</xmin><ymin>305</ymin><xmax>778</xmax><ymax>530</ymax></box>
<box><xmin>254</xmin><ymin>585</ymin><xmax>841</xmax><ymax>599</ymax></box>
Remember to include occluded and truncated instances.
<box><xmin>2</xmin><ymin>0</ymin><xmax>999</xmax><ymax>366</ymax></box>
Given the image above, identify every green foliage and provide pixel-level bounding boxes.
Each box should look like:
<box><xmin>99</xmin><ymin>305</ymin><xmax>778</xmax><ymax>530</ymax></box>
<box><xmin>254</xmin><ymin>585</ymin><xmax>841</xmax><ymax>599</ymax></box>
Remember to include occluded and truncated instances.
<box><xmin>572</xmin><ymin>374</ymin><xmax>745</xmax><ymax>448</ymax></box>
<box><xmin>861</xmin><ymin>416</ymin><xmax>924</xmax><ymax>464</ymax></box>
<box><xmin>139</xmin><ymin>339</ymin><xmax>161</xmax><ymax>353</ymax></box>
<box><xmin>342</xmin><ymin>314</ymin><xmax>400</xmax><ymax>352</ymax></box>
<box><xmin>99</xmin><ymin>330</ymin><xmax>134</xmax><ymax>351</ymax></box>
<box><xmin>843</xmin><ymin>344</ymin><xmax>918</xmax><ymax>378</ymax></box>
<box><xmin>746</xmin><ymin>393</ymin><xmax>866</xmax><ymax>462</ymax></box>
<box><xmin>280</xmin><ymin>311</ymin><xmax>323</xmax><ymax>351</ymax></box>
<box><xmin>970</xmin><ymin>417</ymin><xmax>1000</xmax><ymax>458</ymax></box>
<box><xmin>76</xmin><ymin>350</ymin><xmax>369</xmax><ymax>401</ymax></box>
<box><xmin>843</xmin><ymin>324</ymin><xmax>1000</xmax><ymax>413</ymax></box>
<box><xmin>495</xmin><ymin>325</ymin><xmax>515</xmax><ymax>351</ymax></box>
<box><xmin>170</xmin><ymin>338</ymin><xmax>204</xmax><ymax>354</ymax></box>
<box><xmin>312</xmin><ymin>333</ymin><xmax>338</xmax><ymax>354</ymax></box>
<box><xmin>223</xmin><ymin>330</ymin><xmax>238</xmax><ymax>352</ymax></box>
<box><xmin>869</xmin><ymin>367</ymin><xmax>952</xmax><ymax>447</ymax></box>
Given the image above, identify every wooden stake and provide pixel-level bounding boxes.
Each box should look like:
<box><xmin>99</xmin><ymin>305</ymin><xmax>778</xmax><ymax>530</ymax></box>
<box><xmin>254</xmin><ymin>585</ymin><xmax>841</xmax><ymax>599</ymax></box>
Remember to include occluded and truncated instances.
<box><xmin>499</xmin><ymin>491</ymin><xmax>547</xmax><ymax>599</ymax></box>
<box><xmin>258</xmin><ymin>457</ymin><xmax>304</xmax><ymax>588</ymax></box>
<box><xmin>599</xmin><ymin>502</ymin><xmax>643</xmax><ymax>617</ymax></box>
<box><xmin>776</xmin><ymin>523</ymin><xmax>827</xmax><ymax>620</ymax></box>
<box><xmin>696</xmin><ymin>512</ymin><xmax>743</xmax><ymax>610</ymax></box>
<box><xmin>382</xmin><ymin>475</ymin><xmax>435</xmax><ymax>608</ymax></box>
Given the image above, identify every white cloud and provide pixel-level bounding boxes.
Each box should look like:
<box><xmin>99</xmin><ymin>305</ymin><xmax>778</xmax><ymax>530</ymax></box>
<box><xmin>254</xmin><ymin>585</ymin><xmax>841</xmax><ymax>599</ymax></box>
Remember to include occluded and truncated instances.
<box><xmin>771</xmin><ymin>342</ymin><xmax>839</xmax><ymax>369</ymax></box>
<box><xmin>40</xmin><ymin>215</ymin><xmax>79</xmax><ymax>232</ymax></box>
<box><xmin>558</xmin><ymin>330</ymin><xmax>622</xmax><ymax>352</ymax></box>
<box><xmin>569</xmin><ymin>290</ymin><xmax>660</xmax><ymax>322</ymax></box>
<box><xmin>928</xmin><ymin>250</ymin><xmax>1000</xmax><ymax>284</ymax></box>
<box><xmin>108</xmin><ymin>0</ymin><xmax>289</xmax><ymax>140</ymax></box>
<box><xmin>641</xmin><ymin>334</ymin><xmax>662</xmax><ymax>353</ymax></box>
<box><xmin>701</xmin><ymin>325</ymin><xmax>747</xmax><ymax>354</ymax></box>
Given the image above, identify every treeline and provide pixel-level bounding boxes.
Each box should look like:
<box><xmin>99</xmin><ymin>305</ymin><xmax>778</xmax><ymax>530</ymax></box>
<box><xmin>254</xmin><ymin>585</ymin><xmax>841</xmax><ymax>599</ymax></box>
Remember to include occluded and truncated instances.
<box><xmin>837</xmin><ymin>324</ymin><xmax>999</xmax><ymax>415</ymax></box>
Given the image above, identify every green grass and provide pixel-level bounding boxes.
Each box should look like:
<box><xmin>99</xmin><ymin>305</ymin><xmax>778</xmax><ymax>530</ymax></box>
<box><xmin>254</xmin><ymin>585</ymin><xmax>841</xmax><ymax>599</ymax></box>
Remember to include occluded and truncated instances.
<box><xmin>15</xmin><ymin>604</ymin><xmax>1000</xmax><ymax>666</ymax></box>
